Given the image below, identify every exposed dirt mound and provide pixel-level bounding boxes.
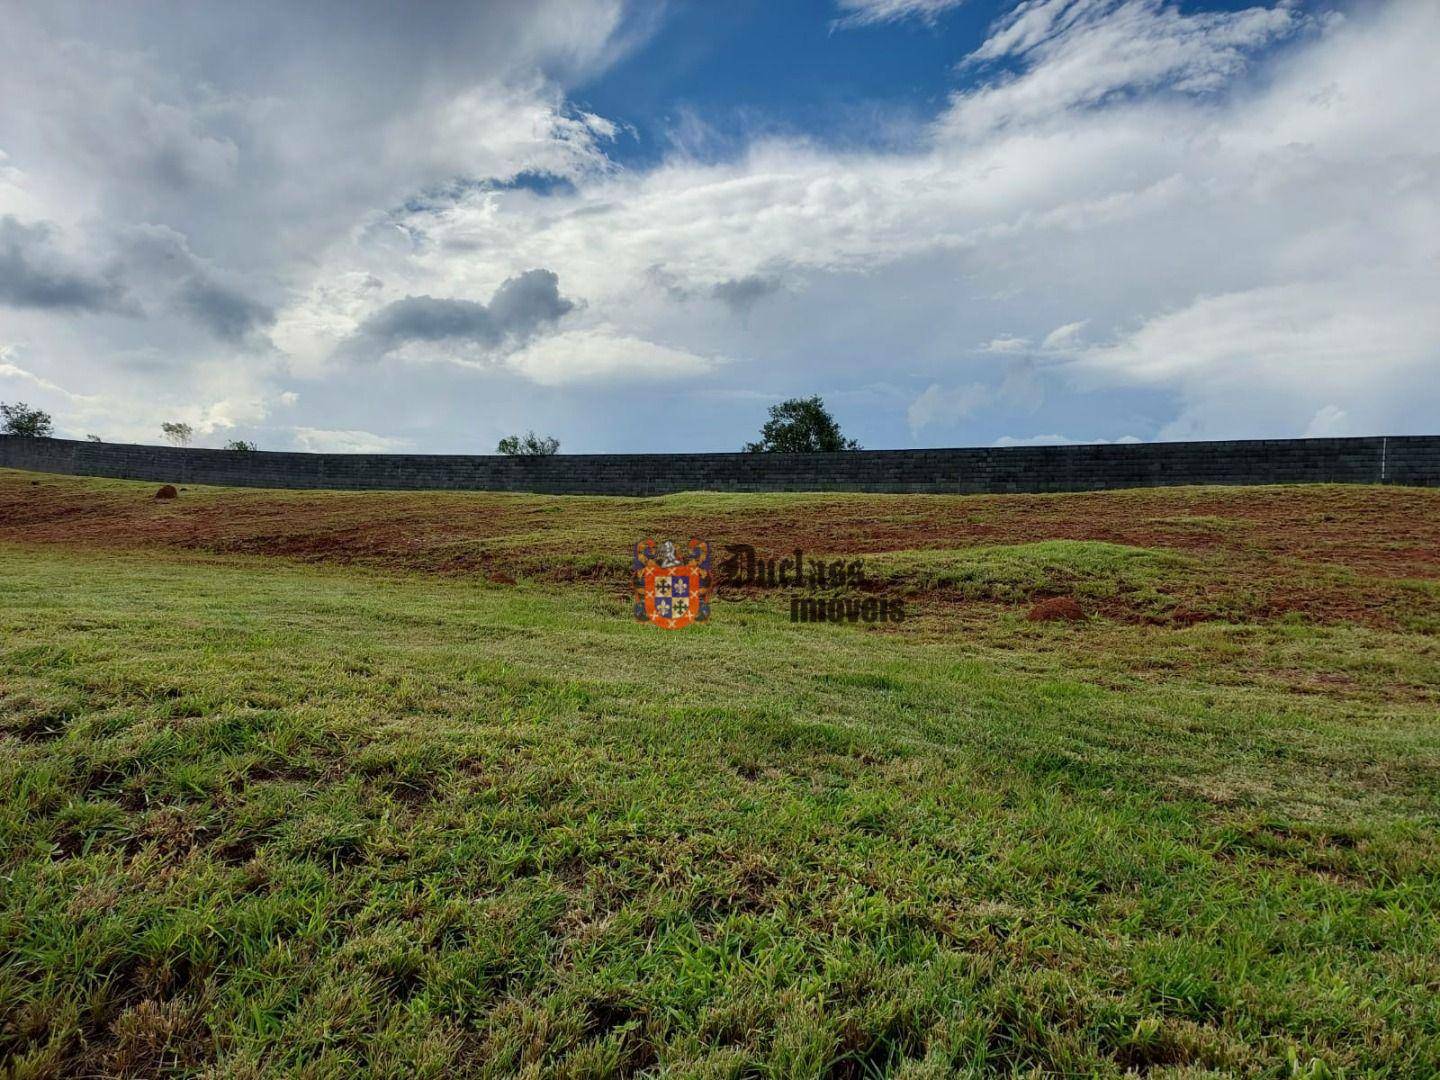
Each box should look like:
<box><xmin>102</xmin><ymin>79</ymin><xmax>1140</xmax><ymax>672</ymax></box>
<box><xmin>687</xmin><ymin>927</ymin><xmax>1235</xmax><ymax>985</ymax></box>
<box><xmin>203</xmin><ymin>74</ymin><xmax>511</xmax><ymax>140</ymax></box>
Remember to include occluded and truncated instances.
<box><xmin>1027</xmin><ymin>596</ymin><xmax>1086</xmax><ymax>622</ymax></box>
<box><xmin>154</xmin><ymin>485</ymin><xmax>179</xmax><ymax>500</ymax></box>
<box><xmin>1166</xmin><ymin>606</ymin><xmax>1211</xmax><ymax>627</ymax></box>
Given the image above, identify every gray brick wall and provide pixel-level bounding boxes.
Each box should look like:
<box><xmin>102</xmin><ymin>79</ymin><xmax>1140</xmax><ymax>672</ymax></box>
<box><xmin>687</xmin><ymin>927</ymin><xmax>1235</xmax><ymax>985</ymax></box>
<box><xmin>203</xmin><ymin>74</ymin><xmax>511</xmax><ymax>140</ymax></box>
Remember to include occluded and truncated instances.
<box><xmin>2</xmin><ymin>435</ymin><xmax>1437</xmax><ymax>496</ymax></box>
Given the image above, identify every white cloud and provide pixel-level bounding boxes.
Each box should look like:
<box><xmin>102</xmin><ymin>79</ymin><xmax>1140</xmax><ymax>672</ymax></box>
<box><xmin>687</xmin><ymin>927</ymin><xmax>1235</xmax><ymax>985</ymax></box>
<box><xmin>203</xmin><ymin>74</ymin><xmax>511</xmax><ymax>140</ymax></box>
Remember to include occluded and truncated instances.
<box><xmin>503</xmin><ymin>328</ymin><xmax>720</xmax><ymax>386</ymax></box>
<box><xmin>949</xmin><ymin>0</ymin><xmax>1304</xmax><ymax>139</ymax></box>
<box><xmin>907</xmin><ymin>381</ymin><xmax>989</xmax><ymax>434</ymax></box>
<box><xmin>1304</xmin><ymin>404</ymin><xmax>1350</xmax><ymax>438</ymax></box>
<box><xmin>1</xmin><ymin>352</ymin><xmax>91</xmax><ymax>400</ymax></box>
<box><xmin>833</xmin><ymin>0</ymin><xmax>968</xmax><ymax>29</ymax></box>
<box><xmin>1</xmin><ymin>348</ymin><xmax>284</xmax><ymax>444</ymax></box>
<box><xmin>292</xmin><ymin>427</ymin><xmax>412</xmax><ymax>453</ymax></box>
<box><xmin>396</xmin><ymin>0</ymin><xmax>1369</xmax><ymax>327</ymax></box>
<box><xmin>1042</xmin><ymin>321</ymin><xmax>1088</xmax><ymax>350</ymax></box>
<box><xmin>1071</xmin><ymin>275</ymin><xmax>1440</xmax><ymax>438</ymax></box>
<box><xmin>189</xmin><ymin>398</ymin><xmax>269</xmax><ymax>435</ymax></box>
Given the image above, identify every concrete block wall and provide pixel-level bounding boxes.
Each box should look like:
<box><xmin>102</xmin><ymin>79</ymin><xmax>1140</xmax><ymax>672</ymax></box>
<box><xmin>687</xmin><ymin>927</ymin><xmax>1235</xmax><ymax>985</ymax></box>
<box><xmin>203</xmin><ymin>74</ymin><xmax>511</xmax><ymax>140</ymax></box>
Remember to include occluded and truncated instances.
<box><xmin>2</xmin><ymin>435</ymin><xmax>1437</xmax><ymax>496</ymax></box>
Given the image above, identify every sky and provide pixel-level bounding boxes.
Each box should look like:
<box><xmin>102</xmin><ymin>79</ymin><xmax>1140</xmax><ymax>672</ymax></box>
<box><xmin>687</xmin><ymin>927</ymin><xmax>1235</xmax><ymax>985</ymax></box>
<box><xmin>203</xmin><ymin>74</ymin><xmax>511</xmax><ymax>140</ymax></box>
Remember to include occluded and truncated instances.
<box><xmin>0</xmin><ymin>0</ymin><xmax>1436</xmax><ymax>453</ymax></box>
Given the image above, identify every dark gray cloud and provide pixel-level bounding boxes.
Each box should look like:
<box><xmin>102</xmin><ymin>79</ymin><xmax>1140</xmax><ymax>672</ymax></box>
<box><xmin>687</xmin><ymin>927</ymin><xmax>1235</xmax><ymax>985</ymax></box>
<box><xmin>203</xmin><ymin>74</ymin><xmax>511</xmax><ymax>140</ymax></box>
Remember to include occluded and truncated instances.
<box><xmin>711</xmin><ymin>274</ymin><xmax>781</xmax><ymax>313</ymax></box>
<box><xmin>179</xmin><ymin>278</ymin><xmax>276</xmax><ymax>344</ymax></box>
<box><xmin>0</xmin><ymin>216</ymin><xmax>128</xmax><ymax>312</ymax></box>
<box><xmin>486</xmin><ymin>268</ymin><xmax>576</xmax><ymax>338</ymax></box>
<box><xmin>351</xmin><ymin>268</ymin><xmax>574</xmax><ymax>357</ymax></box>
<box><xmin>360</xmin><ymin>296</ymin><xmax>498</xmax><ymax>345</ymax></box>
<box><xmin>647</xmin><ymin>264</ymin><xmax>783</xmax><ymax>313</ymax></box>
<box><xmin>113</xmin><ymin>223</ymin><xmax>274</xmax><ymax>344</ymax></box>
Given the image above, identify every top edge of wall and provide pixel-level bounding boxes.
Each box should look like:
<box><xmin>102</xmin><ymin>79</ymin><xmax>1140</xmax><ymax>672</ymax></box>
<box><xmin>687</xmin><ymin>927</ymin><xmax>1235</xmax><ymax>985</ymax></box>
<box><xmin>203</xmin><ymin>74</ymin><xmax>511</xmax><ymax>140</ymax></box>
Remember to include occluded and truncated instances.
<box><xmin>1</xmin><ymin>433</ymin><xmax>1436</xmax><ymax>496</ymax></box>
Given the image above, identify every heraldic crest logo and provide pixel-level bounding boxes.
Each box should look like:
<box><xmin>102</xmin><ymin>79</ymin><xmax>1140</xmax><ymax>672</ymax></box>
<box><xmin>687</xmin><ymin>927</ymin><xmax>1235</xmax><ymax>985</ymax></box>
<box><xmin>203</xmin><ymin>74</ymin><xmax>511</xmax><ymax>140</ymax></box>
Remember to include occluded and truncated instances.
<box><xmin>633</xmin><ymin>538</ymin><xmax>712</xmax><ymax>629</ymax></box>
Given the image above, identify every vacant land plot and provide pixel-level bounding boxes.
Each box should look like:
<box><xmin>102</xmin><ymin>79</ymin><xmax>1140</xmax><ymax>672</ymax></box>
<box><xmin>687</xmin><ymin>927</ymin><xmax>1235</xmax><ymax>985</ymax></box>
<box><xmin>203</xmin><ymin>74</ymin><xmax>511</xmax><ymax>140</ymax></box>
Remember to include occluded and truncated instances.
<box><xmin>2</xmin><ymin>469</ymin><xmax>1438</xmax><ymax>1077</ymax></box>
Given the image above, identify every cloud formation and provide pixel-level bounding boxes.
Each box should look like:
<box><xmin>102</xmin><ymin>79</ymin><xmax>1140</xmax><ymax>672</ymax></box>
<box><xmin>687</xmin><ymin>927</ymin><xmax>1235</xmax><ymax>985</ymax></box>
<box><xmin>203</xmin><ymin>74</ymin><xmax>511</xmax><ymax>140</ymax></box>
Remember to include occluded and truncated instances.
<box><xmin>109</xmin><ymin>223</ymin><xmax>275</xmax><ymax>344</ymax></box>
<box><xmin>959</xmin><ymin>0</ymin><xmax>1303</xmax><ymax>116</ymax></box>
<box><xmin>0</xmin><ymin>216</ymin><xmax>127</xmax><ymax>312</ymax></box>
<box><xmin>504</xmin><ymin>327</ymin><xmax>720</xmax><ymax>386</ymax></box>
<box><xmin>179</xmin><ymin>278</ymin><xmax>275</xmax><ymax>345</ymax></box>
<box><xmin>293</xmin><ymin>427</ymin><xmax>413</xmax><ymax>454</ymax></box>
<box><xmin>347</xmin><ymin>269</ymin><xmax>575</xmax><ymax>359</ymax></box>
<box><xmin>711</xmin><ymin>274</ymin><xmax>783</xmax><ymax>314</ymax></box>
<box><xmin>833</xmin><ymin>0</ymin><xmax>969</xmax><ymax>29</ymax></box>
<box><xmin>1</xmin><ymin>0</ymin><xmax>1437</xmax><ymax>454</ymax></box>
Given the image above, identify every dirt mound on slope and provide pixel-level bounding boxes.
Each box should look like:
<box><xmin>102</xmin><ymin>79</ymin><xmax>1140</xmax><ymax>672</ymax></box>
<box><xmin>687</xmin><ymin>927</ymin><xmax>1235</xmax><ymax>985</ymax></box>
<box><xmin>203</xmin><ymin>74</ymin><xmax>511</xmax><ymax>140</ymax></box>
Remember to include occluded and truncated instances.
<box><xmin>1027</xmin><ymin>596</ymin><xmax>1086</xmax><ymax>622</ymax></box>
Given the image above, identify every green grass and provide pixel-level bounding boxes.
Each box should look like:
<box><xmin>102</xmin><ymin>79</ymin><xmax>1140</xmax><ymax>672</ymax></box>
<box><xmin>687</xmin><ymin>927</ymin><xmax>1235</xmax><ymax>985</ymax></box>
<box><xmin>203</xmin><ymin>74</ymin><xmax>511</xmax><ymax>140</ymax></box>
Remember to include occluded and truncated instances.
<box><xmin>866</xmin><ymin>541</ymin><xmax>1186</xmax><ymax>602</ymax></box>
<box><xmin>2</xmin><ymin>496</ymin><xmax>1439</xmax><ymax>1076</ymax></box>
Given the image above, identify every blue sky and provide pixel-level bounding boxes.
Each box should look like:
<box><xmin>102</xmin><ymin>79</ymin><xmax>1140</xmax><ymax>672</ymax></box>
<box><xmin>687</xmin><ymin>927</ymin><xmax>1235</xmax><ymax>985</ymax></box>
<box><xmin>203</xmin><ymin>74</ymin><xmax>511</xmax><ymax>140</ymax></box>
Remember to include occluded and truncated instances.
<box><xmin>582</xmin><ymin>0</ymin><xmax>1311</xmax><ymax>168</ymax></box>
<box><xmin>579</xmin><ymin>1</ymin><xmax>998</xmax><ymax>166</ymax></box>
<box><xmin>1</xmin><ymin>0</ymin><xmax>1436</xmax><ymax>453</ymax></box>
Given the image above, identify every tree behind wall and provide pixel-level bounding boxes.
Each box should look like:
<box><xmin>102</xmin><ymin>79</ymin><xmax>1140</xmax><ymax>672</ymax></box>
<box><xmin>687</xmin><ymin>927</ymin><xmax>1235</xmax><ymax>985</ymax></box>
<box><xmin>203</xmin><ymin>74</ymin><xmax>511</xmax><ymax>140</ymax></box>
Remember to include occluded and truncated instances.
<box><xmin>0</xmin><ymin>401</ymin><xmax>54</xmax><ymax>438</ymax></box>
<box><xmin>161</xmin><ymin>422</ymin><xmax>194</xmax><ymax>447</ymax></box>
<box><xmin>743</xmin><ymin>396</ymin><xmax>860</xmax><ymax>453</ymax></box>
<box><xmin>497</xmin><ymin>431</ymin><xmax>560</xmax><ymax>456</ymax></box>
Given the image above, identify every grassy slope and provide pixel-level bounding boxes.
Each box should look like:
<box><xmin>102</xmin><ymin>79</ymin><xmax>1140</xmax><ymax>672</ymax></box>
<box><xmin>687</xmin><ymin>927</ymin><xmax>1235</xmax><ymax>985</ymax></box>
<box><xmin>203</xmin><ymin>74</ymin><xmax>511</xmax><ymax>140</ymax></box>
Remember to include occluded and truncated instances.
<box><xmin>1</xmin><ymin>471</ymin><xmax>1438</xmax><ymax>1078</ymax></box>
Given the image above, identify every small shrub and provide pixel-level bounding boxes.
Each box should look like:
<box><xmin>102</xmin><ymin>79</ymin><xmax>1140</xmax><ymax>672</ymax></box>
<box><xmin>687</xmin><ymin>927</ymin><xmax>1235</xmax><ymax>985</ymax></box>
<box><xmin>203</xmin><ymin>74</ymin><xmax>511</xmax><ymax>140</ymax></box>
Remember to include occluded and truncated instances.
<box><xmin>497</xmin><ymin>431</ymin><xmax>560</xmax><ymax>456</ymax></box>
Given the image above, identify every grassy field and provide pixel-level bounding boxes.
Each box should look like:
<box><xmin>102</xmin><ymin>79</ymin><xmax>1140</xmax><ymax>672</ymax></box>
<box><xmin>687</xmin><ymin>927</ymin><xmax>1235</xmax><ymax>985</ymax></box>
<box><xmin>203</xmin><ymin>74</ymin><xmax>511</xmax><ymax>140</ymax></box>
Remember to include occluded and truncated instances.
<box><xmin>1</xmin><ymin>470</ymin><xmax>1438</xmax><ymax>1078</ymax></box>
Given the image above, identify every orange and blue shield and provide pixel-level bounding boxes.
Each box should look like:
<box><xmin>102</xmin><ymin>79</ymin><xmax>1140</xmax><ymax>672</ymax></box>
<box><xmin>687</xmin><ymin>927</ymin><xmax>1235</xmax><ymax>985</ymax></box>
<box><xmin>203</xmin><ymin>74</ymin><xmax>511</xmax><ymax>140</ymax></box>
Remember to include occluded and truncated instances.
<box><xmin>634</xmin><ymin>539</ymin><xmax>711</xmax><ymax>629</ymax></box>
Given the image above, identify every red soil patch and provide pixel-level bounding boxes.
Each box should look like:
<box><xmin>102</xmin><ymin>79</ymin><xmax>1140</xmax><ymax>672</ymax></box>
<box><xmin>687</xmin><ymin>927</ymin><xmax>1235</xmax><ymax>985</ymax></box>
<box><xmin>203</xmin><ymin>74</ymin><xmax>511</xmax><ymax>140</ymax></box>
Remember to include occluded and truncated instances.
<box><xmin>1164</xmin><ymin>606</ymin><xmax>1212</xmax><ymax>627</ymax></box>
<box><xmin>1027</xmin><ymin>597</ymin><xmax>1086</xmax><ymax>622</ymax></box>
